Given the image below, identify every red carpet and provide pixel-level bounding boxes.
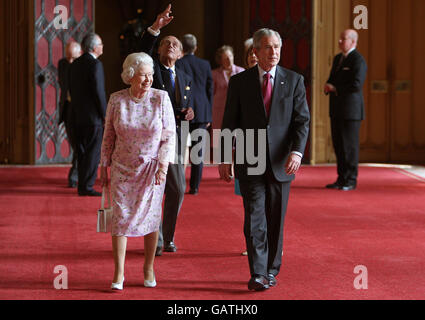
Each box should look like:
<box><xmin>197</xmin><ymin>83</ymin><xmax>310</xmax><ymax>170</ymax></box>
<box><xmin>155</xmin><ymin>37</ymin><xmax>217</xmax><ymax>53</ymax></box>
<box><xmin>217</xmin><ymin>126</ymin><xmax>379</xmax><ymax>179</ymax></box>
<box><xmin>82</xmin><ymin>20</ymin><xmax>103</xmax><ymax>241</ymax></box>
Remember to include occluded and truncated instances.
<box><xmin>0</xmin><ymin>165</ymin><xmax>425</xmax><ymax>300</ymax></box>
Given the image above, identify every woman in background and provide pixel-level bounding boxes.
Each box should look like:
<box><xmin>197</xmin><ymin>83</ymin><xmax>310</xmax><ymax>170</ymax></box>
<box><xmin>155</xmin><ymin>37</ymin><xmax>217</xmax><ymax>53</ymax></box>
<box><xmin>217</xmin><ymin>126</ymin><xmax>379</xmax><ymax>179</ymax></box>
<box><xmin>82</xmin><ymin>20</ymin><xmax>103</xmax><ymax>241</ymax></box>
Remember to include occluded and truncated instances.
<box><xmin>211</xmin><ymin>45</ymin><xmax>245</xmax><ymax>133</ymax></box>
<box><xmin>244</xmin><ymin>38</ymin><xmax>259</xmax><ymax>70</ymax></box>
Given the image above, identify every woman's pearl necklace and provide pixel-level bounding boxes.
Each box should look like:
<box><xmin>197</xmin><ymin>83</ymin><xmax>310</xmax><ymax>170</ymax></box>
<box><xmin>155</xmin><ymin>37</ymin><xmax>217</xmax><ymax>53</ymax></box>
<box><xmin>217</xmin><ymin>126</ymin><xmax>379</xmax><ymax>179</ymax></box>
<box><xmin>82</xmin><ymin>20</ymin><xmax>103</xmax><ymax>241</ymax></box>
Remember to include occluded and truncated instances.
<box><xmin>129</xmin><ymin>88</ymin><xmax>145</xmax><ymax>103</ymax></box>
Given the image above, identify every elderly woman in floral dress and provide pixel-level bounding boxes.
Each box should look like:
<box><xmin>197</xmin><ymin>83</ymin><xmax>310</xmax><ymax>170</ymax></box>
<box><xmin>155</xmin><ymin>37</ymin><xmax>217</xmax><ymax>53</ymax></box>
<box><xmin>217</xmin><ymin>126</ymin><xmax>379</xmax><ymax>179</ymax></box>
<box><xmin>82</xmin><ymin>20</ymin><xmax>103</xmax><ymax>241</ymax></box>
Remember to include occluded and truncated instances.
<box><xmin>100</xmin><ymin>52</ymin><xmax>176</xmax><ymax>290</ymax></box>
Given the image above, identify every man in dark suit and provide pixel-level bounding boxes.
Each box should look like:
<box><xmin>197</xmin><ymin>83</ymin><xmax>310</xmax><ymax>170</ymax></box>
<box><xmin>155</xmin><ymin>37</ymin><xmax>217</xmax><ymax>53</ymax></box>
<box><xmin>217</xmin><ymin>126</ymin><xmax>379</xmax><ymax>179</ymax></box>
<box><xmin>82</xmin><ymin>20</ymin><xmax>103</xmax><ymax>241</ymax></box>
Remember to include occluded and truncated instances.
<box><xmin>58</xmin><ymin>41</ymin><xmax>81</xmax><ymax>188</ymax></box>
<box><xmin>219</xmin><ymin>28</ymin><xmax>310</xmax><ymax>291</ymax></box>
<box><xmin>69</xmin><ymin>33</ymin><xmax>107</xmax><ymax>197</ymax></box>
<box><xmin>176</xmin><ymin>34</ymin><xmax>213</xmax><ymax>195</ymax></box>
<box><xmin>324</xmin><ymin>29</ymin><xmax>367</xmax><ymax>191</ymax></box>
<box><xmin>140</xmin><ymin>4</ymin><xmax>194</xmax><ymax>255</ymax></box>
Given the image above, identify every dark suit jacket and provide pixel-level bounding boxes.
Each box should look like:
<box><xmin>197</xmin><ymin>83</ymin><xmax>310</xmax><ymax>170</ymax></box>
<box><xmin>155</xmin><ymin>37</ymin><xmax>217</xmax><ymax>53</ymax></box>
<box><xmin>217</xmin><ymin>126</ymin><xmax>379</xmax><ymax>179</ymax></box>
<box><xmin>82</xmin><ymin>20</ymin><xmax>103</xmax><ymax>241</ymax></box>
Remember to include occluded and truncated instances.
<box><xmin>58</xmin><ymin>58</ymin><xmax>71</xmax><ymax>124</ymax></box>
<box><xmin>140</xmin><ymin>31</ymin><xmax>193</xmax><ymax>124</ymax></box>
<box><xmin>327</xmin><ymin>49</ymin><xmax>367</xmax><ymax>120</ymax></box>
<box><xmin>176</xmin><ymin>54</ymin><xmax>213</xmax><ymax>123</ymax></box>
<box><xmin>222</xmin><ymin>66</ymin><xmax>310</xmax><ymax>182</ymax></box>
<box><xmin>69</xmin><ymin>53</ymin><xmax>107</xmax><ymax>127</ymax></box>
<box><xmin>222</xmin><ymin>65</ymin><xmax>310</xmax><ymax>182</ymax></box>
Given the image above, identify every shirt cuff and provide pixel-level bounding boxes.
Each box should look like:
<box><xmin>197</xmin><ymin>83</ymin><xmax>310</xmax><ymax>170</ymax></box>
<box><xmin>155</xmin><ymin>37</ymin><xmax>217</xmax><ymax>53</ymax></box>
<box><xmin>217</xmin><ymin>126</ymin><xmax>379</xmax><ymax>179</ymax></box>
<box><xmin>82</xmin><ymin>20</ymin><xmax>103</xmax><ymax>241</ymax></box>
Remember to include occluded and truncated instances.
<box><xmin>291</xmin><ymin>151</ymin><xmax>303</xmax><ymax>158</ymax></box>
<box><xmin>147</xmin><ymin>26</ymin><xmax>160</xmax><ymax>36</ymax></box>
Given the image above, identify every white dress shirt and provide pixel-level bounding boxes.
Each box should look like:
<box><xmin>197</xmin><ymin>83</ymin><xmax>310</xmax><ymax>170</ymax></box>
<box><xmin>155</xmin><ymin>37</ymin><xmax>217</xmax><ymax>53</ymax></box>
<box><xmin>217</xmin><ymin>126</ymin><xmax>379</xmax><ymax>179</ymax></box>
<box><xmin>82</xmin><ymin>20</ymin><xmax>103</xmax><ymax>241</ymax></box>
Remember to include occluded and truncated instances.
<box><xmin>257</xmin><ymin>65</ymin><xmax>277</xmax><ymax>88</ymax></box>
<box><xmin>147</xmin><ymin>26</ymin><xmax>160</xmax><ymax>37</ymax></box>
<box><xmin>344</xmin><ymin>46</ymin><xmax>356</xmax><ymax>57</ymax></box>
<box><xmin>163</xmin><ymin>64</ymin><xmax>176</xmax><ymax>81</ymax></box>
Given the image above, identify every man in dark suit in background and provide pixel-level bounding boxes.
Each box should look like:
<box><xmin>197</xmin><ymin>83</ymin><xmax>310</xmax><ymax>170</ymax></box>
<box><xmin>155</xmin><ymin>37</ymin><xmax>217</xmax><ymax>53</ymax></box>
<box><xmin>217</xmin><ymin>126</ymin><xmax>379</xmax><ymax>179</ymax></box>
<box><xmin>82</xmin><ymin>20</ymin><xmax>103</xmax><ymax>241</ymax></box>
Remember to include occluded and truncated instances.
<box><xmin>69</xmin><ymin>33</ymin><xmax>107</xmax><ymax>197</ymax></box>
<box><xmin>140</xmin><ymin>4</ymin><xmax>195</xmax><ymax>255</ymax></box>
<box><xmin>177</xmin><ymin>34</ymin><xmax>213</xmax><ymax>195</ymax></box>
<box><xmin>324</xmin><ymin>29</ymin><xmax>367</xmax><ymax>191</ymax></box>
<box><xmin>219</xmin><ymin>28</ymin><xmax>310</xmax><ymax>291</ymax></box>
<box><xmin>58</xmin><ymin>41</ymin><xmax>81</xmax><ymax>188</ymax></box>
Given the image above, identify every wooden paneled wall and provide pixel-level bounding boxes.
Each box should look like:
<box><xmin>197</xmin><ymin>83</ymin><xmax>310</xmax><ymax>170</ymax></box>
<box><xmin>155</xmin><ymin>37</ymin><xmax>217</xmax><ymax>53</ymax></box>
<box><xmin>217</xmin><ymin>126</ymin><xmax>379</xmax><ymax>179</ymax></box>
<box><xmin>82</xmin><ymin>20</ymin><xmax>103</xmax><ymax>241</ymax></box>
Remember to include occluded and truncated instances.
<box><xmin>0</xmin><ymin>0</ymin><xmax>34</xmax><ymax>164</ymax></box>
<box><xmin>311</xmin><ymin>0</ymin><xmax>336</xmax><ymax>164</ymax></box>
<box><xmin>387</xmin><ymin>0</ymin><xmax>425</xmax><ymax>163</ymax></box>
<box><xmin>0</xmin><ymin>2</ymin><xmax>5</xmax><ymax>163</ymax></box>
<box><xmin>312</xmin><ymin>0</ymin><xmax>425</xmax><ymax>164</ymax></box>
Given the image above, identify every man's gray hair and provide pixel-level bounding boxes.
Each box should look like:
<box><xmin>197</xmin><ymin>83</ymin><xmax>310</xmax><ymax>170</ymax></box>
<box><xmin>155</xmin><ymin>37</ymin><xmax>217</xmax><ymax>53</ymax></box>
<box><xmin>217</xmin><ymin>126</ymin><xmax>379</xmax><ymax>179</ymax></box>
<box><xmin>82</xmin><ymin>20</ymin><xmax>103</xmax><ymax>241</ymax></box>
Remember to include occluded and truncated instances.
<box><xmin>181</xmin><ymin>34</ymin><xmax>197</xmax><ymax>54</ymax></box>
<box><xmin>81</xmin><ymin>33</ymin><xmax>101</xmax><ymax>53</ymax></box>
<box><xmin>253</xmin><ymin>28</ymin><xmax>283</xmax><ymax>49</ymax></box>
<box><xmin>121</xmin><ymin>52</ymin><xmax>154</xmax><ymax>85</ymax></box>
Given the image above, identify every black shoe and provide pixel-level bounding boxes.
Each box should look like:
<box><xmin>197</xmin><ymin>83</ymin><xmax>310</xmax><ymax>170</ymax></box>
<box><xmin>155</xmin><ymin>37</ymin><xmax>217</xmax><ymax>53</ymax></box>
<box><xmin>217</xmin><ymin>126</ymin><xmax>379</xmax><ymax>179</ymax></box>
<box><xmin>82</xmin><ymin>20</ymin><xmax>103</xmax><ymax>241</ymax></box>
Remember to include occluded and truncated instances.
<box><xmin>248</xmin><ymin>275</ymin><xmax>270</xmax><ymax>291</ymax></box>
<box><xmin>341</xmin><ymin>184</ymin><xmax>356</xmax><ymax>191</ymax></box>
<box><xmin>268</xmin><ymin>274</ymin><xmax>277</xmax><ymax>287</ymax></box>
<box><xmin>78</xmin><ymin>190</ymin><xmax>102</xmax><ymax>196</ymax></box>
<box><xmin>326</xmin><ymin>182</ymin><xmax>342</xmax><ymax>189</ymax></box>
<box><xmin>163</xmin><ymin>241</ymin><xmax>177</xmax><ymax>252</ymax></box>
<box><xmin>155</xmin><ymin>247</ymin><xmax>163</xmax><ymax>256</ymax></box>
<box><xmin>68</xmin><ymin>182</ymin><xmax>77</xmax><ymax>188</ymax></box>
<box><xmin>188</xmin><ymin>188</ymin><xmax>198</xmax><ymax>195</ymax></box>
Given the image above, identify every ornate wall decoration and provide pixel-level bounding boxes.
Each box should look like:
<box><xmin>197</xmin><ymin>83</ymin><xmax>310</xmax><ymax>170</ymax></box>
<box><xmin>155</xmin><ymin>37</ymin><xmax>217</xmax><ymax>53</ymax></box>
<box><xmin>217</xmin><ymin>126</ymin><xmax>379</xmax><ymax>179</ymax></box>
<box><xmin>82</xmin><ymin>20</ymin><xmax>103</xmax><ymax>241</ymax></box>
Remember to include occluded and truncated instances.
<box><xmin>34</xmin><ymin>0</ymin><xmax>94</xmax><ymax>164</ymax></box>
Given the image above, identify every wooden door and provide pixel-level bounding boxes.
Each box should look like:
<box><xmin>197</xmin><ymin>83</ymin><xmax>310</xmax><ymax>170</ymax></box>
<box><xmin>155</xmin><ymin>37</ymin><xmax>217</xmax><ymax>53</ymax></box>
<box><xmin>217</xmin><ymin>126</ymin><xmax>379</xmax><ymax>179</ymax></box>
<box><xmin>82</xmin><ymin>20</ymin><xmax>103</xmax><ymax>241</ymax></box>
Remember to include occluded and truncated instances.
<box><xmin>389</xmin><ymin>0</ymin><xmax>425</xmax><ymax>163</ymax></box>
<box><xmin>359</xmin><ymin>0</ymin><xmax>425</xmax><ymax>164</ymax></box>
<box><xmin>0</xmin><ymin>0</ymin><xmax>33</xmax><ymax>164</ymax></box>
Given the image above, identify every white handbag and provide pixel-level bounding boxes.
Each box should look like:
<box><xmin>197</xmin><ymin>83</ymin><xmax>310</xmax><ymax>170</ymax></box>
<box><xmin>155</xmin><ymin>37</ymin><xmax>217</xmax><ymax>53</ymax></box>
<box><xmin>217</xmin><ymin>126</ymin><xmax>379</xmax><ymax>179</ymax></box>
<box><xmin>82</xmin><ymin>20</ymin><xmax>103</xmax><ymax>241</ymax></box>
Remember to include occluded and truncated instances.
<box><xmin>97</xmin><ymin>186</ymin><xmax>112</xmax><ymax>233</ymax></box>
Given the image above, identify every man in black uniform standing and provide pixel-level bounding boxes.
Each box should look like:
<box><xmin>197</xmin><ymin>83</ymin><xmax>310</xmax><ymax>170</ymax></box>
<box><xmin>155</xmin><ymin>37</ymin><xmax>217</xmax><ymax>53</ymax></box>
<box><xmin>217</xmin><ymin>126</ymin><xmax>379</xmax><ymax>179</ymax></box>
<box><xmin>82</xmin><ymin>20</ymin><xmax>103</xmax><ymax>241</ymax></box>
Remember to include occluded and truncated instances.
<box><xmin>325</xmin><ymin>29</ymin><xmax>367</xmax><ymax>191</ymax></box>
<box><xmin>69</xmin><ymin>33</ymin><xmax>107</xmax><ymax>196</ymax></box>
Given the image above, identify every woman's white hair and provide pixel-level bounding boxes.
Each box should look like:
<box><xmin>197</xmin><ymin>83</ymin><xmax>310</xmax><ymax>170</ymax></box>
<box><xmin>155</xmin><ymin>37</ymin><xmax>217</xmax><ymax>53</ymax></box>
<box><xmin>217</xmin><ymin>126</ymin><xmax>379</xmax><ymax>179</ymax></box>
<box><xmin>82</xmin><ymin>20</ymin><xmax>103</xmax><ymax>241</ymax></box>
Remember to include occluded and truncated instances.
<box><xmin>121</xmin><ymin>52</ymin><xmax>154</xmax><ymax>85</ymax></box>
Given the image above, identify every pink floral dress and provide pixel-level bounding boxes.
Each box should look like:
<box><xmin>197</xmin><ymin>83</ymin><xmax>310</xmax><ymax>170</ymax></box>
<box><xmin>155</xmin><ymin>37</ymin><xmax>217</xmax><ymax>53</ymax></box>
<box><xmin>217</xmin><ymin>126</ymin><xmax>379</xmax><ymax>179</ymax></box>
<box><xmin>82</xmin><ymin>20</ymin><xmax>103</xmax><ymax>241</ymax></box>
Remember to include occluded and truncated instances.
<box><xmin>100</xmin><ymin>88</ymin><xmax>176</xmax><ymax>237</ymax></box>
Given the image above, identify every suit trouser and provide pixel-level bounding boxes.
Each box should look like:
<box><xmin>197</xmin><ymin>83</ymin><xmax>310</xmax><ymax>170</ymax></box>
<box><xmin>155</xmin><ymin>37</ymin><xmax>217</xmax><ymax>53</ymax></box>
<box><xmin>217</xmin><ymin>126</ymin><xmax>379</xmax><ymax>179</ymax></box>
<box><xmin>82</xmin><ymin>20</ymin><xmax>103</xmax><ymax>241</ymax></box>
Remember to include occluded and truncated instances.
<box><xmin>239</xmin><ymin>169</ymin><xmax>291</xmax><ymax>278</ymax></box>
<box><xmin>189</xmin><ymin>122</ymin><xmax>208</xmax><ymax>191</ymax></box>
<box><xmin>330</xmin><ymin>118</ymin><xmax>361</xmax><ymax>186</ymax></box>
<box><xmin>65</xmin><ymin>123</ymin><xmax>78</xmax><ymax>185</ymax></box>
<box><xmin>157</xmin><ymin>126</ymin><xmax>188</xmax><ymax>247</ymax></box>
<box><xmin>157</xmin><ymin>162</ymin><xmax>186</xmax><ymax>247</ymax></box>
<box><xmin>64</xmin><ymin>104</ymin><xmax>78</xmax><ymax>185</ymax></box>
<box><xmin>75</xmin><ymin>125</ymin><xmax>103</xmax><ymax>193</ymax></box>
